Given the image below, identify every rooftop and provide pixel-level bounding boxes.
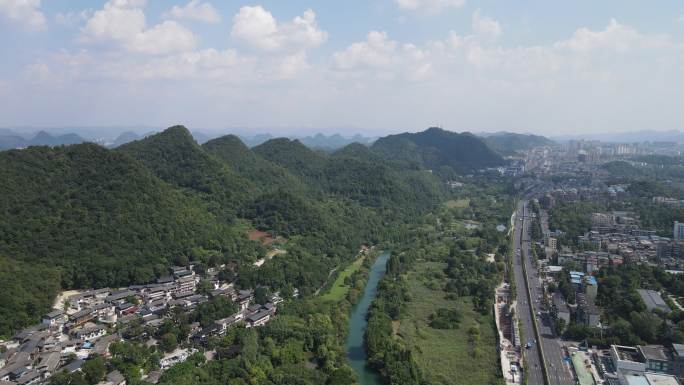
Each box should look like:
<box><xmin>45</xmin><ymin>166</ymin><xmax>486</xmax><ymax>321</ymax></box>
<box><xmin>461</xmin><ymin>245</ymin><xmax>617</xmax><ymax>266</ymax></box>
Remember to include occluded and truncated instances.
<box><xmin>644</xmin><ymin>373</ymin><xmax>680</xmax><ymax>385</ymax></box>
<box><xmin>638</xmin><ymin>345</ymin><xmax>670</xmax><ymax>362</ymax></box>
<box><xmin>671</xmin><ymin>343</ymin><xmax>684</xmax><ymax>357</ymax></box>
<box><xmin>637</xmin><ymin>289</ymin><xmax>671</xmax><ymax>313</ymax></box>
<box><xmin>613</xmin><ymin>345</ymin><xmax>644</xmax><ymax>363</ymax></box>
<box><xmin>44</xmin><ymin>309</ymin><xmax>63</xmax><ymax>319</ymax></box>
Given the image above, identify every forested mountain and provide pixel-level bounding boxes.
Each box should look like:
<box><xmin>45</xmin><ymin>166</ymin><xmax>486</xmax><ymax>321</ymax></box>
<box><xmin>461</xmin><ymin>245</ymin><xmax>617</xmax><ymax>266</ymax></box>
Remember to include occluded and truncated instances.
<box><xmin>0</xmin><ymin>130</ymin><xmax>87</xmax><ymax>150</ymax></box>
<box><xmin>483</xmin><ymin>132</ymin><xmax>555</xmax><ymax>154</ymax></box>
<box><xmin>372</xmin><ymin>127</ymin><xmax>505</xmax><ymax>174</ymax></box>
<box><xmin>28</xmin><ymin>131</ymin><xmax>86</xmax><ymax>147</ymax></box>
<box><xmin>202</xmin><ymin>135</ymin><xmax>302</xmax><ymax>193</ymax></box>
<box><xmin>0</xmin><ymin>126</ymin><xmax>494</xmax><ymax>336</ymax></box>
<box><xmin>253</xmin><ymin>138</ymin><xmax>328</xmax><ymax>181</ymax></box>
<box><xmin>117</xmin><ymin>126</ymin><xmax>254</xmax><ymax>220</ymax></box>
<box><xmin>253</xmin><ymin>136</ymin><xmax>443</xmax><ymax>213</ymax></box>
<box><xmin>331</xmin><ymin>142</ymin><xmax>376</xmax><ymax>160</ymax></box>
<box><xmin>0</xmin><ymin>143</ymin><xmax>256</xmax><ymax>336</ymax></box>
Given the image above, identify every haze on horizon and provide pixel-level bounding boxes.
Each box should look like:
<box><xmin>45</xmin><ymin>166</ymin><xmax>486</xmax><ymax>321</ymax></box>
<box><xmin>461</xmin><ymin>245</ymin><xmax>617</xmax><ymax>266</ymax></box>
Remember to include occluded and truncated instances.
<box><xmin>1</xmin><ymin>0</ymin><xmax>684</xmax><ymax>136</ymax></box>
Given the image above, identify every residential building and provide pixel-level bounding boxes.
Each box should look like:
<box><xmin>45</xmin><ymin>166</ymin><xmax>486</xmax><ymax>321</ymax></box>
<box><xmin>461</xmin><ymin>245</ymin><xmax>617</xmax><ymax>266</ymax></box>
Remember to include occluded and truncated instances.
<box><xmin>552</xmin><ymin>293</ymin><xmax>570</xmax><ymax>326</ymax></box>
<box><xmin>99</xmin><ymin>370</ymin><xmax>126</xmax><ymax>385</ymax></box>
<box><xmin>675</xmin><ymin>222</ymin><xmax>684</xmax><ymax>241</ymax></box>
<box><xmin>246</xmin><ymin>310</ymin><xmax>271</xmax><ymax>328</ymax></box>
<box><xmin>577</xmin><ymin>293</ymin><xmax>600</xmax><ymax>327</ymax></box>
<box><xmin>585</xmin><ymin>276</ymin><xmax>598</xmax><ymax>301</ymax></box>
<box><xmin>175</xmin><ymin>274</ymin><xmax>196</xmax><ymax>297</ymax></box>
<box><xmin>73</xmin><ymin>325</ymin><xmax>107</xmax><ymax>341</ymax></box>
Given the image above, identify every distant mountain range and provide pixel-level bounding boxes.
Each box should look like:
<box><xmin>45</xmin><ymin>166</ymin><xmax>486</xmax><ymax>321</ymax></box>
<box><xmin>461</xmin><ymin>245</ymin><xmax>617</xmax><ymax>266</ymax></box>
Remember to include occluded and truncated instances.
<box><xmin>237</xmin><ymin>132</ymin><xmax>376</xmax><ymax>150</ymax></box>
<box><xmin>0</xmin><ymin>130</ymin><xmax>87</xmax><ymax>150</ymax></box>
<box><xmin>0</xmin><ymin>128</ymin><xmax>377</xmax><ymax>151</ymax></box>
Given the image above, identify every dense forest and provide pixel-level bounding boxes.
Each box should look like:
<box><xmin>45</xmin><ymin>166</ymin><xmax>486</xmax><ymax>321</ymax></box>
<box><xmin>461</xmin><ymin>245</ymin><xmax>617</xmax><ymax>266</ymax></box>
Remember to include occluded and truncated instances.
<box><xmin>483</xmin><ymin>132</ymin><xmax>556</xmax><ymax>155</ymax></box>
<box><xmin>0</xmin><ymin>125</ymin><xmax>504</xmax><ymax>338</ymax></box>
<box><xmin>372</xmin><ymin>127</ymin><xmax>505</xmax><ymax>177</ymax></box>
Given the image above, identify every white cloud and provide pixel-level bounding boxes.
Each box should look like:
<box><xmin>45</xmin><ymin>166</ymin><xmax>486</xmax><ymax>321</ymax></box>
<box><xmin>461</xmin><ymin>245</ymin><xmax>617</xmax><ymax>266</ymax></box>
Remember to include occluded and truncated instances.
<box><xmin>38</xmin><ymin>45</ymin><xmax>314</xmax><ymax>86</ymax></box>
<box><xmin>554</xmin><ymin>18</ymin><xmax>668</xmax><ymax>53</ymax></box>
<box><xmin>0</xmin><ymin>0</ymin><xmax>46</xmax><ymax>30</ymax></box>
<box><xmin>231</xmin><ymin>6</ymin><xmax>327</xmax><ymax>51</ymax></box>
<box><xmin>395</xmin><ymin>0</ymin><xmax>466</xmax><ymax>13</ymax></box>
<box><xmin>82</xmin><ymin>0</ymin><xmax>196</xmax><ymax>54</ymax></box>
<box><xmin>163</xmin><ymin>0</ymin><xmax>220</xmax><ymax>24</ymax></box>
<box><xmin>333</xmin><ymin>31</ymin><xmax>398</xmax><ymax>70</ymax></box>
<box><xmin>11</xmin><ymin>17</ymin><xmax>684</xmax><ymax>134</ymax></box>
<box><xmin>55</xmin><ymin>10</ymin><xmax>93</xmax><ymax>27</ymax></box>
<box><xmin>472</xmin><ymin>9</ymin><xmax>501</xmax><ymax>40</ymax></box>
<box><xmin>276</xmin><ymin>52</ymin><xmax>310</xmax><ymax>80</ymax></box>
<box><xmin>332</xmin><ymin>31</ymin><xmax>435</xmax><ymax>81</ymax></box>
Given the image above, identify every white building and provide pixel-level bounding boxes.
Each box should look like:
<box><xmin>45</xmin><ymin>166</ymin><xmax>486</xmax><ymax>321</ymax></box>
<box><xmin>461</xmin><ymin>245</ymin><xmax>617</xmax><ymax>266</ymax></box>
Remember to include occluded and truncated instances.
<box><xmin>675</xmin><ymin>221</ymin><xmax>684</xmax><ymax>240</ymax></box>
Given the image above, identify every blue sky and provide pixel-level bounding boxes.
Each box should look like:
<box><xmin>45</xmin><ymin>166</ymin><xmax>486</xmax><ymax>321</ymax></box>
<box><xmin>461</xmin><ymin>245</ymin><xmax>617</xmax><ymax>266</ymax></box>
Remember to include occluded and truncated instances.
<box><xmin>1</xmin><ymin>0</ymin><xmax>684</xmax><ymax>136</ymax></box>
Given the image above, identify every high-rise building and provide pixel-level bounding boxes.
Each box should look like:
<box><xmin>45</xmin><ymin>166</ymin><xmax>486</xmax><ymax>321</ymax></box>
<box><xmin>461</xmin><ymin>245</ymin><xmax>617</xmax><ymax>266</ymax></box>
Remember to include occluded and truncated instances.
<box><xmin>675</xmin><ymin>221</ymin><xmax>684</xmax><ymax>240</ymax></box>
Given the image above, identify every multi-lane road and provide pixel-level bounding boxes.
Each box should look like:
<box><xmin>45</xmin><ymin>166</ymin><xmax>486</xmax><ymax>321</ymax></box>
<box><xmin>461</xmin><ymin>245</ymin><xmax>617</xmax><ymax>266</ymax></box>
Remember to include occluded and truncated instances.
<box><xmin>513</xmin><ymin>199</ymin><xmax>575</xmax><ymax>385</ymax></box>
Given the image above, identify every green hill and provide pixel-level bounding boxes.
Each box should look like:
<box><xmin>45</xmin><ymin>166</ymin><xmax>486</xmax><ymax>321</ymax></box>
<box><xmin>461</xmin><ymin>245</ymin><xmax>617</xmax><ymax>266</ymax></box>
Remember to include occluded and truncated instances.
<box><xmin>253</xmin><ymin>138</ymin><xmax>328</xmax><ymax>181</ymax></box>
<box><xmin>202</xmin><ymin>135</ymin><xmax>302</xmax><ymax>193</ymax></box>
<box><xmin>0</xmin><ymin>143</ymin><xmax>252</xmax><ymax>336</ymax></box>
<box><xmin>372</xmin><ymin>127</ymin><xmax>505</xmax><ymax>174</ymax></box>
<box><xmin>483</xmin><ymin>132</ymin><xmax>555</xmax><ymax>155</ymax></box>
<box><xmin>332</xmin><ymin>142</ymin><xmax>383</xmax><ymax>162</ymax></box>
<box><xmin>118</xmin><ymin>126</ymin><xmax>254</xmax><ymax>220</ymax></box>
<box><xmin>254</xmin><ymin>137</ymin><xmax>443</xmax><ymax>212</ymax></box>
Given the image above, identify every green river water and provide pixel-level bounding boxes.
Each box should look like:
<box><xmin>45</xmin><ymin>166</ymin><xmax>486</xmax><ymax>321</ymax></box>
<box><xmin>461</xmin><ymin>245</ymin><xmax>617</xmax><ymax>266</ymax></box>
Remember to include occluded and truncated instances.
<box><xmin>344</xmin><ymin>250</ymin><xmax>390</xmax><ymax>385</ymax></box>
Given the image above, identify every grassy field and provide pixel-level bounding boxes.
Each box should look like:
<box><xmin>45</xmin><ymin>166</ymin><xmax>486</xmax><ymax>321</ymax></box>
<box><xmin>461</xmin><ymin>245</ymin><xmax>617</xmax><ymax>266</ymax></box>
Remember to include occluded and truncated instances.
<box><xmin>444</xmin><ymin>199</ymin><xmax>470</xmax><ymax>209</ymax></box>
<box><xmin>396</xmin><ymin>261</ymin><xmax>500</xmax><ymax>385</ymax></box>
<box><xmin>320</xmin><ymin>255</ymin><xmax>365</xmax><ymax>302</ymax></box>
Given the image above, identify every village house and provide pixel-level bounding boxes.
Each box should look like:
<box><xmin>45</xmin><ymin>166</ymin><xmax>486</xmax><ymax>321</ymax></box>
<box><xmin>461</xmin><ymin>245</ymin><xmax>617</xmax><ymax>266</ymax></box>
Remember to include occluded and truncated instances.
<box><xmin>72</xmin><ymin>324</ymin><xmax>107</xmax><ymax>341</ymax></box>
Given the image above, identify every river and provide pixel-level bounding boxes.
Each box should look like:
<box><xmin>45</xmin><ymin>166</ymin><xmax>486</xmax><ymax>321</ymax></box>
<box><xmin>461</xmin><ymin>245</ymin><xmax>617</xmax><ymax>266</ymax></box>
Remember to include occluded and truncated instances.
<box><xmin>345</xmin><ymin>250</ymin><xmax>390</xmax><ymax>385</ymax></box>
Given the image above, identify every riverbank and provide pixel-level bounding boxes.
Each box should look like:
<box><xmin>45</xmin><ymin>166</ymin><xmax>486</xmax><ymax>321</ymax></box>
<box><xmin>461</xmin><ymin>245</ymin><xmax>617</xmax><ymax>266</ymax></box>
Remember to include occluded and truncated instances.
<box><xmin>345</xmin><ymin>250</ymin><xmax>390</xmax><ymax>385</ymax></box>
<box><xmin>320</xmin><ymin>247</ymin><xmax>374</xmax><ymax>302</ymax></box>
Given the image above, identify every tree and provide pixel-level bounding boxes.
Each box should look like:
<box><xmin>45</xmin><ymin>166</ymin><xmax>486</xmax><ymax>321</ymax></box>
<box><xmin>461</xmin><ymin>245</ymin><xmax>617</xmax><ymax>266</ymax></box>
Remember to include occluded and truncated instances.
<box><xmin>254</xmin><ymin>286</ymin><xmax>270</xmax><ymax>305</ymax></box>
<box><xmin>327</xmin><ymin>366</ymin><xmax>355</xmax><ymax>385</ymax></box>
<box><xmin>196</xmin><ymin>280</ymin><xmax>213</xmax><ymax>296</ymax></box>
<box><xmin>554</xmin><ymin>318</ymin><xmax>566</xmax><ymax>336</ymax></box>
<box><xmin>159</xmin><ymin>332</ymin><xmax>178</xmax><ymax>353</ymax></box>
<box><xmin>82</xmin><ymin>356</ymin><xmax>106</xmax><ymax>385</ymax></box>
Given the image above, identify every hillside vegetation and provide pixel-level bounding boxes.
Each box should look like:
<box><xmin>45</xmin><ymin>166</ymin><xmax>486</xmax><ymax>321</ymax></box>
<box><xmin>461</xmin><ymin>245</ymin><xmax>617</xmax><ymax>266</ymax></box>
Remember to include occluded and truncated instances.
<box><xmin>0</xmin><ymin>125</ymin><xmax>505</xmax><ymax>338</ymax></box>
<box><xmin>372</xmin><ymin>127</ymin><xmax>505</xmax><ymax>176</ymax></box>
<box><xmin>484</xmin><ymin>132</ymin><xmax>555</xmax><ymax>155</ymax></box>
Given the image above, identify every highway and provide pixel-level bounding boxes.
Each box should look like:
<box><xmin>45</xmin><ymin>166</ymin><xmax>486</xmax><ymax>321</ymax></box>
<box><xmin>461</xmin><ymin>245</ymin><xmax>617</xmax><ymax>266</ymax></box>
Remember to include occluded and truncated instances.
<box><xmin>512</xmin><ymin>199</ymin><xmax>544</xmax><ymax>385</ymax></box>
<box><xmin>515</xmin><ymin>200</ymin><xmax>575</xmax><ymax>385</ymax></box>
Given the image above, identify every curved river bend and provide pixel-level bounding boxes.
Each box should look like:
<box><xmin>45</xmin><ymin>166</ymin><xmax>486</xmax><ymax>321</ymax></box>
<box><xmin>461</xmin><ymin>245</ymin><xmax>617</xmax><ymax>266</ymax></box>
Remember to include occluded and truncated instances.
<box><xmin>345</xmin><ymin>250</ymin><xmax>390</xmax><ymax>385</ymax></box>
